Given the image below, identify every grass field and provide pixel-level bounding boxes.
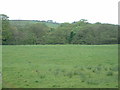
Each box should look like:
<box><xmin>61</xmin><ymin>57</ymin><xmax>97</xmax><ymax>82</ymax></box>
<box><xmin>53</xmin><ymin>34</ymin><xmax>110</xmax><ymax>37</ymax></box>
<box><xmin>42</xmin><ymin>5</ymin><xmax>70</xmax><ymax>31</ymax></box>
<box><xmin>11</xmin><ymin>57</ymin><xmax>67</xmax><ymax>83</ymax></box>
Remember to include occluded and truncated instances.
<box><xmin>2</xmin><ymin>45</ymin><xmax>118</xmax><ymax>88</ymax></box>
<box><xmin>10</xmin><ymin>20</ymin><xmax>59</xmax><ymax>28</ymax></box>
<box><xmin>0</xmin><ymin>45</ymin><xmax>2</xmax><ymax>89</ymax></box>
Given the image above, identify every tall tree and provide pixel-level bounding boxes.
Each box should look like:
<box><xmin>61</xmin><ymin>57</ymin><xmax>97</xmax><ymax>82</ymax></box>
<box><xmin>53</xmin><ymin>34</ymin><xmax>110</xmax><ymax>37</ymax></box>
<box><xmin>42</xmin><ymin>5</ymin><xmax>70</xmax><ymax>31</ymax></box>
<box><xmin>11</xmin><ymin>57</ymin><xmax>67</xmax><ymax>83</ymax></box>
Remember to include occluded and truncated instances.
<box><xmin>1</xmin><ymin>14</ymin><xmax>12</xmax><ymax>44</ymax></box>
<box><xmin>28</xmin><ymin>23</ymin><xmax>49</xmax><ymax>44</ymax></box>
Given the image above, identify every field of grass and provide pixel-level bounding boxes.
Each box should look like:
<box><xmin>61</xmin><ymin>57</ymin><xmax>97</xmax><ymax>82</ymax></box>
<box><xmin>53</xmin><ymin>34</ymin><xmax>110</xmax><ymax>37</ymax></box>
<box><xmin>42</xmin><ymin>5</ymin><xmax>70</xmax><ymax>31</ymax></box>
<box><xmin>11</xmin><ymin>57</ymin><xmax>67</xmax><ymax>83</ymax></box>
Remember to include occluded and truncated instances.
<box><xmin>0</xmin><ymin>45</ymin><xmax>2</xmax><ymax>89</ymax></box>
<box><xmin>2</xmin><ymin>45</ymin><xmax>118</xmax><ymax>88</ymax></box>
<box><xmin>10</xmin><ymin>20</ymin><xmax>60</xmax><ymax>28</ymax></box>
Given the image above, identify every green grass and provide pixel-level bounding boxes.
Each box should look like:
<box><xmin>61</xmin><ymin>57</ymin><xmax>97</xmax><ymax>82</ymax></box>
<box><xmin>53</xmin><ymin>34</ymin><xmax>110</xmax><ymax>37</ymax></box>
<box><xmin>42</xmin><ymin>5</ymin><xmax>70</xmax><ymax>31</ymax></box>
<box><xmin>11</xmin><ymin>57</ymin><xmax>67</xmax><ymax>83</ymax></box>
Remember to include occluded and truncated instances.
<box><xmin>0</xmin><ymin>45</ymin><xmax>2</xmax><ymax>89</ymax></box>
<box><xmin>2</xmin><ymin>45</ymin><xmax>118</xmax><ymax>88</ymax></box>
<box><xmin>10</xmin><ymin>20</ymin><xmax>60</xmax><ymax>28</ymax></box>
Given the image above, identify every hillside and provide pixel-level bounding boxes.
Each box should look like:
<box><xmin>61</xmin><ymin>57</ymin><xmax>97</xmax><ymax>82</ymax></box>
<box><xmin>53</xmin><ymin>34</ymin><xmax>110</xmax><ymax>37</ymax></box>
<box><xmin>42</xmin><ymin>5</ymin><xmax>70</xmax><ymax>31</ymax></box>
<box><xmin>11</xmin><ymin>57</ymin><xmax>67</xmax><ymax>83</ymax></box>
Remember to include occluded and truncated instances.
<box><xmin>9</xmin><ymin>20</ymin><xmax>60</xmax><ymax>28</ymax></box>
<box><xmin>2</xmin><ymin>18</ymin><xmax>119</xmax><ymax>45</ymax></box>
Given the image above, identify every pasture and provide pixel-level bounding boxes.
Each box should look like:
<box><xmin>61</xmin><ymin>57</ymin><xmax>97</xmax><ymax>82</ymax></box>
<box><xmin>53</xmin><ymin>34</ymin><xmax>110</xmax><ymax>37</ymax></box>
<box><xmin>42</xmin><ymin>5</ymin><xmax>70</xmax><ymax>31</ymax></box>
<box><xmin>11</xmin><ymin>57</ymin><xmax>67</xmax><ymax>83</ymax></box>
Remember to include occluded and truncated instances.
<box><xmin>2</xmin><ymin>45</ymin><xmax>118</xmax><ymax>88</ymax></box>
<box><xmin>0</xmin><ymin>46</ymin><xmax>2</xmax><ymax>89</ymax></box>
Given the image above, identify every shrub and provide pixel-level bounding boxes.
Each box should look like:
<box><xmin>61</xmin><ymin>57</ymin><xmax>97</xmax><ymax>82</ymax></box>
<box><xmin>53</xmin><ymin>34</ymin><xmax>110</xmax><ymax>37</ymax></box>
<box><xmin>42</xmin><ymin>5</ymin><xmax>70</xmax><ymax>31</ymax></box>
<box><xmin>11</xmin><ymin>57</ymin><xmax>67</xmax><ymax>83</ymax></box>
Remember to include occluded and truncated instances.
<box><xmin>40</xmin><ymin>74</ymin><xmax>46</xmax><ymax>79</ymax></box>
<box><xmin>66</xmin><ymin>72</ymin><xmax>73</xmax><ymax>78</ymax></box>
<box><xmin>106</xmin><ymin>71</ymin><xmax>113</xmax><ymax>76</ymax></box>
<box><xmin>87</xmin><ymin>79</ymin><xmax>99</xmax><ymax>85</ymax></box>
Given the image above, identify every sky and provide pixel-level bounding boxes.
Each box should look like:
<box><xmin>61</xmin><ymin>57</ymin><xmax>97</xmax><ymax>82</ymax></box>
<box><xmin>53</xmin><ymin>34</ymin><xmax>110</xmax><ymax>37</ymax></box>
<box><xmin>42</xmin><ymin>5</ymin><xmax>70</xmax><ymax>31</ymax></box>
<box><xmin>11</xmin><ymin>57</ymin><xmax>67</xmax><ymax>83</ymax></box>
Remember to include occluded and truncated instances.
<box><xmin>0</xmin><ymin>0</ymin><xmax>119</xmax><ymax>24</ymax></box>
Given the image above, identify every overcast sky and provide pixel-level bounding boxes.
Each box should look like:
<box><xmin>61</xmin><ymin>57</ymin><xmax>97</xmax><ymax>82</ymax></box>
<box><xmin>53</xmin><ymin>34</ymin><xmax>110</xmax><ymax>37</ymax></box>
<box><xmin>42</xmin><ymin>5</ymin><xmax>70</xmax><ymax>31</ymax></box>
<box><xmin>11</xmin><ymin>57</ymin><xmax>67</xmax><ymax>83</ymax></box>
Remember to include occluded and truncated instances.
<box><xmin>0</xmin><ymin>0</ymin><xmax>119</xmax><ymax>24</ymax></box>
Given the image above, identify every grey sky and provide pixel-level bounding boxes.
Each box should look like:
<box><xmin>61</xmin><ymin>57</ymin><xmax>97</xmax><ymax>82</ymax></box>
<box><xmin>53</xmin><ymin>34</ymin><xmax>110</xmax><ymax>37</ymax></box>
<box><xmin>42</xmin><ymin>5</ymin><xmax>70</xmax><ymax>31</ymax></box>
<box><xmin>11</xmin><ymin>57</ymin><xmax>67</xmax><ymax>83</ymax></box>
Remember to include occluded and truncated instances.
<box><xmin>0</xmin><ymin>0</ymin><xmax>119</xmax><ymax>24</ymax></box>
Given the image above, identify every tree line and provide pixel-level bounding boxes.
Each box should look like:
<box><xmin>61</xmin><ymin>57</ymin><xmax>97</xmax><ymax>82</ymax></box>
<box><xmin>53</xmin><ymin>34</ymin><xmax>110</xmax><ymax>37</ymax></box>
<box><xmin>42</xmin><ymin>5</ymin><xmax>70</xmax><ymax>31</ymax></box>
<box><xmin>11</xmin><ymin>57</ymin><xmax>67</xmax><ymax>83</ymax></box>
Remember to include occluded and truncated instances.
<box><xmin>1</xmin><ymin>14</ymin><xmax>119</xmax><ymax>45</ymax></box>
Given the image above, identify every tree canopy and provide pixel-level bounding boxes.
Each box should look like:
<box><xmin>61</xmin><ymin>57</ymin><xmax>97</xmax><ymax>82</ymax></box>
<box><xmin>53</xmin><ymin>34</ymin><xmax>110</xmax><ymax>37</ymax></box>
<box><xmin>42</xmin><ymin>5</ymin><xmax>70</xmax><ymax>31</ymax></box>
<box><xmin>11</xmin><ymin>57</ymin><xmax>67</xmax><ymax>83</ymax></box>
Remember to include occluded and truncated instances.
<box><xmin>2</xmin><ymin>15</ymin><xmax>118</xmax><ymax>45</ymax></box>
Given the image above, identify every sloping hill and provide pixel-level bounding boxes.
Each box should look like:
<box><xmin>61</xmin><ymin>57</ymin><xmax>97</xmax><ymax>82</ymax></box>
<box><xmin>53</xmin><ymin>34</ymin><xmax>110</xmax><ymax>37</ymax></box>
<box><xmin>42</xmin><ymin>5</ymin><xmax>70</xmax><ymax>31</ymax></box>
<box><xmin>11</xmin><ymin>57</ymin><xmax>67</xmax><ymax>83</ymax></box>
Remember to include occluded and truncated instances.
<box><xmin>9</xmin><ymin>20</ymin><xmax>60</xmax><ymax>28</ymax></box>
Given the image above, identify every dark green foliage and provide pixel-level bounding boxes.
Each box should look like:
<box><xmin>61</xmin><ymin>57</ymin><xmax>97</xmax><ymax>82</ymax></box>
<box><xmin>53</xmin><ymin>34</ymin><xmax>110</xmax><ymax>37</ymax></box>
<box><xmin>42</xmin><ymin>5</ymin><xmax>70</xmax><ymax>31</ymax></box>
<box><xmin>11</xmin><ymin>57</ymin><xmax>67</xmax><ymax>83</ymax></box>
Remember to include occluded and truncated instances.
<box><xmin>40</xmin><ymin>75</ymin><xmax>45</xmax><ymax>79</ymax></box>
<box><xmin>1</xmin><ymin>14</ymin><xmax>13</xmax><ymax>44</ymax></box>
<box><xmin>66</xmin><ymin>72</ymin><xmax>73</xmax><ymax>78</ymax></box>
<box><xmin>35</xmin><ymin>80</ymin><xmax>39</xmax><ymax>83</ymax></box>
<box><xmin>106</xmin><ymin>71</ymin><xmax>113</xmax><ymax>76</ymax></box>
<box><xmin>68</xmin><ymin>31</ymin><xmax>76</xmax><ymax>44</ymax></box>
<box><xmin>2</xmin><ymin>15</ymin><xmax>118</xmax><ymax>45</ymax></box>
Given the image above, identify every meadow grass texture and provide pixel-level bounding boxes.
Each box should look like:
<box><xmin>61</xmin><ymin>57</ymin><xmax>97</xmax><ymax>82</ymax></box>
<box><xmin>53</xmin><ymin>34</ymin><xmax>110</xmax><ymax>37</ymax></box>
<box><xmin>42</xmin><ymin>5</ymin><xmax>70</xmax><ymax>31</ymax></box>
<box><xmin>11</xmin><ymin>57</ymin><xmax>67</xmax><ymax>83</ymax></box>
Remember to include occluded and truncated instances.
<box><xmin>2</xmin><ymin>45</ymin><xmax>118</xmax><ymax>88</ymax></box>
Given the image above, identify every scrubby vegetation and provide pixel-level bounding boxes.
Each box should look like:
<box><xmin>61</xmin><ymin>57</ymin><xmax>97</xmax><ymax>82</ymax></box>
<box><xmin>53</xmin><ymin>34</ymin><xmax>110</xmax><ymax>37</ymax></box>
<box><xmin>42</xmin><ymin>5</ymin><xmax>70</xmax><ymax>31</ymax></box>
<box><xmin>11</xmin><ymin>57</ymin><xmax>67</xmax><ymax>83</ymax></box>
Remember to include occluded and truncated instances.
<box><xmin>1</xmin><ymin>14</ymin><xmax>119</xmax><ymax>45</ymax></box>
